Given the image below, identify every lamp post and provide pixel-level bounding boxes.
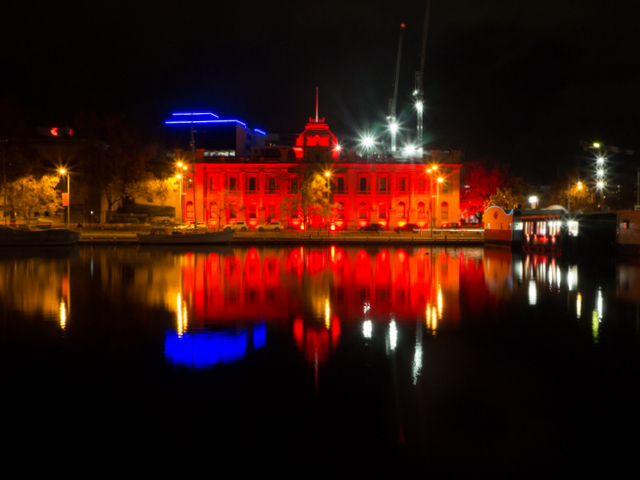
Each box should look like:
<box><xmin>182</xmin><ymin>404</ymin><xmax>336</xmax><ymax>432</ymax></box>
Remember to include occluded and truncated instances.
<box><xmin>436</xmin><ymin>176</ymin><xmax>443</xmax><ymax>228</ymax></box>
<box><xmin>59</xmin><ymin>169</ymin><xmax>70</xmax><ymax>228</ymax></box>
<box><xmin>175</xmin><ymin>162</ymin><xmax>187</xmax><ymax>223</ymax></box>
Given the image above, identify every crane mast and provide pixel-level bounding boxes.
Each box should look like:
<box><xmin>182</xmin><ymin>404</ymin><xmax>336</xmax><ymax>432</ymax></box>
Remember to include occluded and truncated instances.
<box><xmin>389</xmin><ymin>24</ymin><xmax>405</xmax><ymax>153</ymax></box>
<box><xmin>414</xmin><ymin>0</ymin><xmax>431</xmax><ymax>152</ymax></box>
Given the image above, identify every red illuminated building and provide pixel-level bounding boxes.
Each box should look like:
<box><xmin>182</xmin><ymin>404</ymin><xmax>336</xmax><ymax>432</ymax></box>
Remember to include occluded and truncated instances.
<box><xmin>168</xmin><ymin>112</ymin><xmax>463</xmax><ymax>230</ymax></box>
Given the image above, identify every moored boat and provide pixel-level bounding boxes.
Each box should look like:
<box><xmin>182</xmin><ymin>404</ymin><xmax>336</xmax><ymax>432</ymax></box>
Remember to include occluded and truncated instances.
<box><xmin>136</xmin><ymin>228</ymin><xmax>235</xmax><ymax>245</ymax></box>
<box><xmin>0</xmin><ymin>225</ymin><xmax>81</xmax><ymax>246</ymax></box>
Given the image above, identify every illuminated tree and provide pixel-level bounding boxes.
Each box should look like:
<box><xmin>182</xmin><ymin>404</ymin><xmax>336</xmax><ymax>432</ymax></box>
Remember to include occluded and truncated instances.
<box><xmin>300</xmin><ymin>172</ymin><xmax>331</xmax><ymax>228</ymax></box>
<box><xmin>487</xmin><ymin>188</ymin><xmax>523</xmax><ymax>211</ymax></box>
<box><xmin>5</xmin><ymin>174</ymin><xmax>61</xmax><ymax>220</ymax></box>
<box><xmin>460</xmin><ymin>159</ymin><xmax>509</xmax><ymax>220</ymax></box>
<box><xmin>129</xmin><ymin>175</ymin><xmax>175</xmax><ymax>206</ymax></box>
<box><xmin>279</xmin><ymin>196</ymin><xmax>302</xmax><ymax>228</ymax></box>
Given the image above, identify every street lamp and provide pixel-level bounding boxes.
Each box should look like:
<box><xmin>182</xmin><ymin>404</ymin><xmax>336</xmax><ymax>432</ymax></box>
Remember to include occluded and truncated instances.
<box><xmin>59</xmin><ymin>169</ymin><xmax>70</xmax><ymax>228</ymax></box>
<box><xmin>529</xmin><ymin>196</ymin><xmax>538</xmax><ymax>209</ymax></box>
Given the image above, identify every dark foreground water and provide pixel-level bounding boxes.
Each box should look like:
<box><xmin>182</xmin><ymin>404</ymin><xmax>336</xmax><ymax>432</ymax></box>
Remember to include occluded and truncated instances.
<box><xmin>1</xmin><ymin>245</ymin><xmax>639</xmax><ymax>476</ymax></box>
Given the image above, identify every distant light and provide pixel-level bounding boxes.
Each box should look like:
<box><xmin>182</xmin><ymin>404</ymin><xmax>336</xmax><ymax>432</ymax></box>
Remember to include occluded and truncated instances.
<box><xmin>596</xmin><ymin>157</ymin><xmax>604</xmax><ymax>164</ymax></box>
<box><xmin>254</xmin><ymin>128</ymin><xmax>267</xmax><ymax>135</ymax></box>
<box><xmin>577</xmin><ymin>182</ymin><xmax>583</xmax><ymax>190</ymax></box>
<box><xmin>593</xmin><ymin>142</ymin><xmax>601</xmax><ymax>148</ymax></box>
<box><xmin>596</xmin><ymin>168</ymin><xmax>604</xmax><ymax>177</ymax></box>
<box><xmin>404</xmin><ymin>144</ymin><xmax>416</xmax><ymax>156</ymax></box>
<box><xmin>59</xmin><ymin>168</ymin><xmax>66</xmax><ymax>175</ymax></box>
<box><xmin>389</xmin><ymin>121</ymin><xmax>399</xmax><ymax>133</ymax></box>
<box><xmin>325</xmin><ymin>171</ymin><xmax>331</xmax><ymax>177</ymax></box>
<box><xmin>333</xmin><ymin>144</ymin><xmax>341</xmax><ymax>152</ymax></box>
<box><xmin>437</xmin><ymin>177</ymin><xmax>444</xmax><ymax>183</ymax></box>
<box><xmin>415</xmin><ymin>101</ymin><xmax>424</xmax><ymax>112</ymax></box>
<box><xmin>51</xmin><ymin>127</ymin><xmax>58</xmax><ymax>136</ymax></box>
<box><xmin>529</xmin><ymin>196</ymin><xmax>538</xmax><ymax>204</ymax></box>
<box><xmin>597</xmin><ymin>181</ymin><xmax>604</xmax><ymax>189</ymax></box>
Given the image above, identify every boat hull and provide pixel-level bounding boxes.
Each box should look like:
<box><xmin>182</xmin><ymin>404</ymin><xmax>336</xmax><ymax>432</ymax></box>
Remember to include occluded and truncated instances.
<box><xmin>136</xmin><ymin>230</ymin><xmax>235</xmax><ymax>245</ymax></box>
<box><xmin>0</xmin><ymin>227</ymin><xmax>81</xmax><ymax>246</ymax></box>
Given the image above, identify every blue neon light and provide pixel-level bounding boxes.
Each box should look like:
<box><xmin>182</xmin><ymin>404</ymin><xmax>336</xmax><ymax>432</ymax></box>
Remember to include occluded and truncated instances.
<box><xmin>254</xmin><ymin>129</ymin><xmax>267</xmax><ymax>136</ymax></box>
<box><xmin>165</xmin><ymin>119</ymin><xmax>248</xmax><ymax>127</ymax></box>
<box><xmin>172</xmin><ymin>112</ymin><xmax>219</xmax><ymax>118</ymax></box>
<box><xmin>164</xmin><ymin>323</ymin><xmax>266</xmax><ymax>368</ymax></box>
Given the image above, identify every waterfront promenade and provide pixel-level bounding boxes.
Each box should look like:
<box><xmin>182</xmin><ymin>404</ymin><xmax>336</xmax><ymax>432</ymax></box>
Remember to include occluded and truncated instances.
<box><xmin>76</xmin><ymin>228</ymin><xmax>484</xmax><ymax>245</ymax></box>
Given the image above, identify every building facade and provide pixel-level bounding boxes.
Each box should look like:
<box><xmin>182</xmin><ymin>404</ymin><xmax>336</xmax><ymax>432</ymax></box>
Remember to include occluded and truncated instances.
<box><xmin>170</xmin><ymin>114</ymin><xmax>462</xmax><ymax>230</ymax></box>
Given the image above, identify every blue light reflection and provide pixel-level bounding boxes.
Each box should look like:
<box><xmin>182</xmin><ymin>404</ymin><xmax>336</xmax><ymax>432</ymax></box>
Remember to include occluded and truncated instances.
<box><xmin>165</xmin><ymin>323</ymin><xmax>266</xmax><ymax>368</ymax></box>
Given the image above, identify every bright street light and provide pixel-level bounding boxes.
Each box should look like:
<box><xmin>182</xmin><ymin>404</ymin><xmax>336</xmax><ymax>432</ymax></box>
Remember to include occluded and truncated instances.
<box><xmin>415</xmin><ymin>101</ymin><xmax>424</xmax><ymax>113</ymax></box>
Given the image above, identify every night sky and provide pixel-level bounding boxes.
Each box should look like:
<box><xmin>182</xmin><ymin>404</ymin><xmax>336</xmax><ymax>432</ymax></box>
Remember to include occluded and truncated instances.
<box><xmin>2</xmin><ymin>0</ymin><xmax>639</xmax><ymax>182</ymax></box>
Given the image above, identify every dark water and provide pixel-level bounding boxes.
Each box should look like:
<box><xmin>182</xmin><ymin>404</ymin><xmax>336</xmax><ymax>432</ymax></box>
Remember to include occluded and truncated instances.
<box><xmin>1</xmin><ymin>245</ymin><xmax>639</xmax><ymax>475</ymax></box>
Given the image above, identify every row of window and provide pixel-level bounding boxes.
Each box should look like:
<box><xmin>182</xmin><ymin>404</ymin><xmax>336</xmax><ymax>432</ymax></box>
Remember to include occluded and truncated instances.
<box><xmin>203</xmin><ymin>174</ymin><xmax>451</xmax><ymax>194</ymax></box>
<box><xmin>184</xmin><ymin>200</ymin><xmax>449</xmax><ymax>222</ymax></box>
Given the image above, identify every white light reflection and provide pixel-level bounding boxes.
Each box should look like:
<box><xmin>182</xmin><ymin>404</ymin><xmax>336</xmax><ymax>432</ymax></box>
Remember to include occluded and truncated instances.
<box><xmin>363</xmin><ymin>301</ymin><xmax>371</xmax><ymax>315</ymax></box>
<box><xmin>412</xmin><ymin>342</ymin><xmax>423</xmax><ymax>385</ymax></box>
<box><xmin>568</xmin><ymin>266</ymin><xmax>577</xmax><ymax>291</ymax></box>
<box><xmin>59</xmin><ymin>299</ymin><xmax>67</xmax><ymax>330</ymax></box>
<box><xmin>528</xmin><ymin>280</ymin><xmax>537</xmax><ymax>306</ymax></box>
<box><xmin>515</xmin><ymin>259</ymin><xmax>523</xmax><ymax>282</ymax></box>
<box><xmin>596</xmin><ymin>288</ymin><xmax>604</xmax><ymax>320</ymax></box>
<box><xmin>437</xmin><ymin>284</ymin><xmax>443</xmax><ymax>319</ymax></box>
<box><xmin>389</xmin><ymin>320</ymin><xmax>398</xmax><ymax>351</ymax></box>
<box><xmin>363</xmin><ymin>320</ymin><xmax>372</xmax><ymax>339</ymax></box>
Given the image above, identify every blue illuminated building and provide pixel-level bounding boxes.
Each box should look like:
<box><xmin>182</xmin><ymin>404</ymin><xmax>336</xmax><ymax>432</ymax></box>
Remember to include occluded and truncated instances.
<box><xmin>165</xmin><ymin>112</ymin><xmax>267</xmax><ymax>159</ymax></box>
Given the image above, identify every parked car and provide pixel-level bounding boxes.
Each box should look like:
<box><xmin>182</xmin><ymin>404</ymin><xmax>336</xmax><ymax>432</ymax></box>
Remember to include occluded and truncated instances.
<box><xmin>394</xmin><ymin>223</ymin><xmax>420</xmax><ymax>233</ymax></box>
<box><xmin>359</xmin><ymin>223</ymin><xmax>385</xmax><ymax>233</ymax></box>
<box><xmin>440</xmin><ymin>222</ymin><xmax>460</xmax><ymax>228</ymax></box>
<box><xmin>257</xmin><ymin>221</ymin><xmax>282</xmax><ymax>232</ymax></box>
<box><xmin>223</xmin><ymin>221</ymin><xmax>249</xmax><ymax>232</ymax></box>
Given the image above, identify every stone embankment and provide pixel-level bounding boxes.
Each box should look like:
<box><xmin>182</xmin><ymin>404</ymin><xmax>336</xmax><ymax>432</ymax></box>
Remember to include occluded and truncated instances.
<box><xmin>76</xmin><ymin>229</ymin><xmax>484</xmax><ymax>245</ymax></box>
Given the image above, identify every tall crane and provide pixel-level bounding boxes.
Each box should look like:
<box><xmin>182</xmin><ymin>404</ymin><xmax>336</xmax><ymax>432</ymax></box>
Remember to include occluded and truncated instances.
<box><xmin>388</xmin><ymin>24</ymin><xmax>405</xmax><ymax>154</ymax></box>
<box><xmin>414</xmin><ymin>0</ymin><xmax>431</xmax><ymax>152</ymax></box>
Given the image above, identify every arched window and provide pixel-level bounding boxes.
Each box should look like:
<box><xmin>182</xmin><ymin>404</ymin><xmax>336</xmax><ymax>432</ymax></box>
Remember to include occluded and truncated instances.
<box><xmin>417</xmin><ymin>202</ymin><xmax>426</xmax><ymax>219</ymax></box>
<box><xmin>398</xmin><ymin>201</ymin><xmax>406</xmax><ymax>219</ymax></box>
<box><xmin>228</xmin><ymin>202</ymin><xmax>237</xmax><ymax>219</ymax></box>
<box><xmin>378</xmin><ymin>202</ymin><xmax>387</xmax><ymax>219</ymax></box>
<box><xmin>185</xmin><ymin>201</ymin><xmax>194</xmax><ymax>219</ymax></box>
<box><xmin>441</xmin><ymin>202</ymin><xmax>449</xmax><ymax>219</ymax></box>
<box><xmin>209</xmin><ymin>202</ymin><xmax>218</xmax><ymax>219</ymax></box>
<box><xmin>358</xmin><ymin>202</ymin><xmax>368</xmax><ymax>219</ymax></box>
<box><xmin>337</xmin><ymin>202</ymin><xmax>345</xmax><ymax>219</ymax></box>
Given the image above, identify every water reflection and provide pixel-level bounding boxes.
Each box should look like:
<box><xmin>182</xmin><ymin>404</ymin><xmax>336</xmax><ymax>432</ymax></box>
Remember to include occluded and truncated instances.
<box><xmin>165</xmin><ymin>323</ymin><xmax>266</xmax><ymax>368</ymax></box>
<box><xmin>1</xmin><ymin>245</ymin><xmax>638</xmax><ymax>365</ymax></box>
